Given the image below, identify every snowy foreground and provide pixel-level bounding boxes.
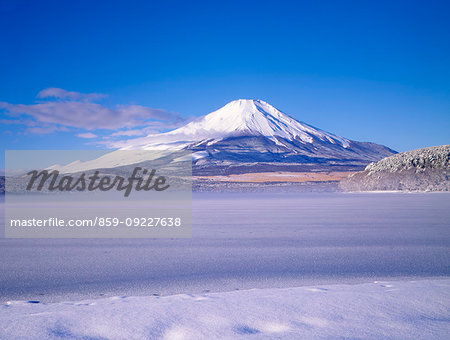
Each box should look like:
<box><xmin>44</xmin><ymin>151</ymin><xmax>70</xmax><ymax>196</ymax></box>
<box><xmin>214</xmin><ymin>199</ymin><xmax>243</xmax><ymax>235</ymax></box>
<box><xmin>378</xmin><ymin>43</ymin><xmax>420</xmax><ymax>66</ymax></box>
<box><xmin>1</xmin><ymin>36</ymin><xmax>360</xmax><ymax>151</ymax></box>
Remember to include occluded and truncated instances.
<box><xmin>1</xmin><ymin>279</ymin><xmax>449</xmax><ymax>339</ymax></box>
<box><xmin>0</xmin><ymin>192</ymin><xmax>449</xmax><ymax>338</ymax></box>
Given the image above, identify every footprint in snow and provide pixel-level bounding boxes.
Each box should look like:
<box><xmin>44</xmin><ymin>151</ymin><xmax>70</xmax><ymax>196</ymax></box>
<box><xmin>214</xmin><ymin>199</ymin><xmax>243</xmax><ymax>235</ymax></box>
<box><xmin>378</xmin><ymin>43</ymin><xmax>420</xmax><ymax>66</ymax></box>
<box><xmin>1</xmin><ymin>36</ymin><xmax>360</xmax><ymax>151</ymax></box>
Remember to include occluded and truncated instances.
<box><xmin>234</xmin><ymin>325</ymin><xmax>260</xmax><ymax>335</ymax></box>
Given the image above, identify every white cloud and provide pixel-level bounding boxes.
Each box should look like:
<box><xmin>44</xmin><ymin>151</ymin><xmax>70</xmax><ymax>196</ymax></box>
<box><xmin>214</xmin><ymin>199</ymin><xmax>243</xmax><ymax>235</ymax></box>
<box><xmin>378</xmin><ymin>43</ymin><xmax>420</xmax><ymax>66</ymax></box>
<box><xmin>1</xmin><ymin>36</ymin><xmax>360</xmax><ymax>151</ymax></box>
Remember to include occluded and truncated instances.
<box><xmin>110</xmin><ymin>129</ymin><xmax>146</xmax><ymax>137</ymax></box>
<box><xmin>76</xmin><ymin>132</ymin><xmax>98</xmax><ymax>139</ymax></box>
<box><xmin>0</xmin><ymin>88</ymin><xmax>184</xmax><ymax>136</ymax></box>
<box><xmin>25</xmin><ymin>126</ymin><xmax>60</xmax><ymax>135</ymax></box>
<box><xmin>0</xmin><ymin>101</ymin><xmax>175</xmax><ymax>130</ymax></box>
<box><xmin>37</xmin><ymin>88</ymin><xmax>107</xmax><ymax>102</ymax></box>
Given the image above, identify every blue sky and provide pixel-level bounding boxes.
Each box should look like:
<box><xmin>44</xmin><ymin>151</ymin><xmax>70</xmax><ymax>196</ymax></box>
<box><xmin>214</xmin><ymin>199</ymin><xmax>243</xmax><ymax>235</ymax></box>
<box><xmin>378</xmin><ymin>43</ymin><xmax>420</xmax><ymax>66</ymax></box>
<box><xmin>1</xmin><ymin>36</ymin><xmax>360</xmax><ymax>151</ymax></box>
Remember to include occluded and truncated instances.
<box><xmin>1</xmin><ymin>0</ymin><xmax>449</xmax><ymax>169</ymax></box>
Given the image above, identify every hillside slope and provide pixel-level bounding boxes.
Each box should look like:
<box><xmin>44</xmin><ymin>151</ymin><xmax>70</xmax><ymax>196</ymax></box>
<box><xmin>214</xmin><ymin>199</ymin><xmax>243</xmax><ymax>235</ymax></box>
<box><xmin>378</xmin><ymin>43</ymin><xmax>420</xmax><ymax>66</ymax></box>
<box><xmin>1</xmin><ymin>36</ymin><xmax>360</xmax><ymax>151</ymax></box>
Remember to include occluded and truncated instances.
<box><xmin>340</xmin><ymin>145</ymin><xmax>450</xmax><ymax>191</ymax></box>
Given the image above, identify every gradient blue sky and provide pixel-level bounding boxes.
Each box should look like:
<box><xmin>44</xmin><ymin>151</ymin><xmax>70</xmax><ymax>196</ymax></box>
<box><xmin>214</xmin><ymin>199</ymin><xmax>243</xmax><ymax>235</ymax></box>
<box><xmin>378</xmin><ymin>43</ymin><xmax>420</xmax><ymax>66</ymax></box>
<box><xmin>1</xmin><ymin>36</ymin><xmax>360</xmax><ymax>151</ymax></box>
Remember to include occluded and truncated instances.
<box><xmin>1</xmin><ymin>0</ymin><xmax>449</xmax><ymax>169</ymax></box>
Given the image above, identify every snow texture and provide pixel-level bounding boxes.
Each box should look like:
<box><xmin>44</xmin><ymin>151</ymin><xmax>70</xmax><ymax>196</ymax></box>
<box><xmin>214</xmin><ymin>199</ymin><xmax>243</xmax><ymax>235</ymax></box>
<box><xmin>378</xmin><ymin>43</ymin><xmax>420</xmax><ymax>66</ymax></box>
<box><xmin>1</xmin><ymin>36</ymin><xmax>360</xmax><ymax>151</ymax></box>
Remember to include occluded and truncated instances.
<box><xmin>0</xmin><ymin>279</ymin><xmax>449</xmax><ymax>339</ymax></box>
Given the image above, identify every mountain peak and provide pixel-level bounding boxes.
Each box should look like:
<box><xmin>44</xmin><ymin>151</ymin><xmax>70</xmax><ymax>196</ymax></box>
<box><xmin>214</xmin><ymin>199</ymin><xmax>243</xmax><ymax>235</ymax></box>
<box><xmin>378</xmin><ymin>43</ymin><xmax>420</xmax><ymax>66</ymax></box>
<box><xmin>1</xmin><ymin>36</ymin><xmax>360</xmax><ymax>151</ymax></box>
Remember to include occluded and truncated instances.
<box><xmin>223</xmin><ymin>99</ymin><xmax>278</xmax><ymax>117</ymax></box>
<box><xmin>225</xmin><ymin>98</ymin><xmax>268</xmax><ymax>107</ymax></box>
<box><xmin>120</xmin><ymin>99</ymin><xmax>352</xmax><ymax>150</ymax></box>
<box><xmin>202</xmin><ymin>98</ymin><xmax>284</xmax><ymax>132</ymax></box>
<box><xmin>169</xmin><ymin>99</ymin><xmax>350</xmax><ymax>146</ymax></box>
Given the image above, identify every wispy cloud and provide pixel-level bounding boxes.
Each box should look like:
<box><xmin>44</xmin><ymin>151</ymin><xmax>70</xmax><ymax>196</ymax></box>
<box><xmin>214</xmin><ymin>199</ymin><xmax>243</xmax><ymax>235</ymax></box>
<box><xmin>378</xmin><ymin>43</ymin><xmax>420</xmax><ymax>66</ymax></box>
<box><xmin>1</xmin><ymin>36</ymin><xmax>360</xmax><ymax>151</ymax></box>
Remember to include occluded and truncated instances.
<box><xmin>76</xmin><ymin>132</ymin><xmax>98</xmax><ymax>139</ymax></box>
<box><xmin>98</xmin><ymin>117</ymin><xmax>189</xmax><ymax>148</ymax></box>
<box><xmin>110</xmin><ymin>129</ymin><xmax>147</xmax><ymax>137</ymax></box>
<box><xmin>37</xmin><ymin>88</ymin><xmax>107</xmax><ymax>102</ymax></box>
<box><xmin>0</xmin><ymin>101</ymin><xmax>176</xmax><ymax>130</ymax></box>
<box><xmin>0</xmin><ymin>88</ymin><xmax>184</xmax><ymax>139</ymax></box>
<box><xmin>0</xmin><ymin>117</ymin><xmax>68</xmax><ymax>134</ymax></box>
<box><xmin>26</xmin><ymin>126</ymin><xmax>68</xmax><ymax>135</ymax></box>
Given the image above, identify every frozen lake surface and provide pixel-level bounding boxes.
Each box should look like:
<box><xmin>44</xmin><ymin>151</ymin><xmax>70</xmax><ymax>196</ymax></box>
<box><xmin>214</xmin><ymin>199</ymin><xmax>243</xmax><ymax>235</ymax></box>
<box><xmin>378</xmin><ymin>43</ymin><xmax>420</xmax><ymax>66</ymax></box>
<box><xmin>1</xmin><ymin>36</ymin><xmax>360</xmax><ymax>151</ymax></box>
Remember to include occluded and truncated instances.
<box><xmin>0</xmin><ymin>192</ymin><xmax>449</xmax><ymax>303</ymax></box>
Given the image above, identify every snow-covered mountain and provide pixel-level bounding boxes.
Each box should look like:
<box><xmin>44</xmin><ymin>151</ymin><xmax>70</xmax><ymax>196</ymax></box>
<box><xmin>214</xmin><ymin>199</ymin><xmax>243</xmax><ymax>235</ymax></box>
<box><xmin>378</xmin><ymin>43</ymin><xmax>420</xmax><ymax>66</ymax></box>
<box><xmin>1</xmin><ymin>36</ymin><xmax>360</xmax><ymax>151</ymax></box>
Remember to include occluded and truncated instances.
<box><xmin>54</xmin><ymin>99</ymin><xmax>396</xmax><ymax>174</ymax></box>
<box><xmin>121</xmin><ymin>99</ymin><xmax>351</xmax><ymax>150</ymax></box>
